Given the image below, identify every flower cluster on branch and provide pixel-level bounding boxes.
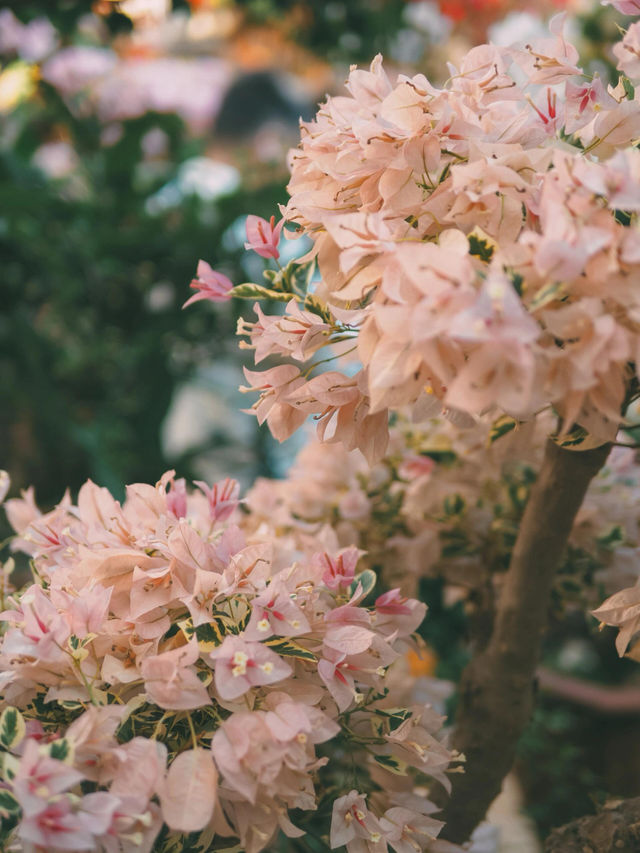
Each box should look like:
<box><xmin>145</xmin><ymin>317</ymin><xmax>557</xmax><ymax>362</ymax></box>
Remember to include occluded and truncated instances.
<box><xmin>199</xmin><ymin>6</ymin><xmax>640</xmax><ymax>463</ymax></box>
<box><xmin>0</xmin><ymin>474</ymin><xmax>458</xmax><ymax>853</ymax></box>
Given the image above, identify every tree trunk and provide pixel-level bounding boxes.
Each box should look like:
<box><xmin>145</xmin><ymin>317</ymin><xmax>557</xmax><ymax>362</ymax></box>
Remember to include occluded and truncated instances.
<box><xmin>440</xmin><ymin>438</ymin><xmax>611</xmax><ymax>844</ymax></box>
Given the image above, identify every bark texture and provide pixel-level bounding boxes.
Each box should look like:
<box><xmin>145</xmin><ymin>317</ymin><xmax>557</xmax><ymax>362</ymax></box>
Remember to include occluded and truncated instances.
<box><xmin>440</xmin><ymin>439</ymin><xmax>611</xmax><ymax>844</ymax></box>
<box><xmin>545</xmin><ymin>798</ymin><xmax>640</xmax><ymax>853</ymax></box>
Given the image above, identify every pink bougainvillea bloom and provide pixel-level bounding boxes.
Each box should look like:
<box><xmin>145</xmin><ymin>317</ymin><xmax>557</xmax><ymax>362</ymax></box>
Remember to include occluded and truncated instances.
<box><xmin>613</xmin><ymin>21</ymin><xmax>640</xmax><ymax>80</ymax></box>
<box><xmin>374</xmin><ymin>589</ymin><xmax>426</xmax><ymax>636</ymax></box>
<box><xmin>195</xmin><ymin>477</ymin><xmax>240</xmax><ymax>522</ymax></box>
<box><xmin>602</xmin><ymin>0</ymin><xmax>640</xmax><ymax>13</ymax></box>
<box><xmin>244</xmin><ymin>215</ymin><xmax>284</xmax><ymax>260</ymax></box>
<box><xmin>243</xmin><ymin>580</ymin><xmax>310</xmax><ymax>640</ymax></box>
<box><xmin>183</xmin><ymin>260</ymin><xmax>233</xmax><ymax>308</ymax></box>
<box><xmin>330</xmin><ymin>790</ymin><xmax>387</xmax><ymax>852</ymax></box>
<box><xmin>240</xmin><ymin>364</ymin><xmax>307</xmax><ymax>442</ymax></box>
<box><xmin>17</xmin><ymin>796</ymin><xmax>95</xmax><ymax>850</ymax></box>
<box><xmin>318</xmin><ymin>650</ymin><xmax>358</xmax><ymax>711</ymax></box>
<box><xmin>140</xmin><ymin>638</ymin><xmax>211</xmax><ymax>710</ymax></box>
<box><xmin>209</xmin><ymin>634</ymin><xmax>291</xmax><ymax>700</ymax></box>
<box><xmin>314</xmin><ymin>546</ymin><xmax>360</xmax><ymax>591</ymax></box>
<box><xmin>166</xmin><ymin>476</ymin><xmax>187</xmax><ymax>518</ymax></box>
<box><xmin>13</xmin><ymin>740</ymin><xmax>85</xmax><ymax>819</ymax></box>
<box><xmin>398</xmin><ymin>454</ymin><xmax>435</xmax><ymax>481</ymax></box>
<box><xmin>375</xmin><ymin>589</ymin><xmax>413</xmax><ymax>617</ymax></box>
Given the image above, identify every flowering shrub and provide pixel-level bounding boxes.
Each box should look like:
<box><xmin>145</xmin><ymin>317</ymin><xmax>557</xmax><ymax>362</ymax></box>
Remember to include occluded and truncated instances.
<box><xmin>182</xmin><ymin>1</ymin><xmax>640</xmax><ymax>842</ymax></box>
<box><xmin>6</xmin><ymin>0</ymin><xmax>640</xmax><ymax>848</ymax></box>
<box><xmin>0</xmin><ymin>474</ymin><xmax>459</xmax><ymax>852</ymax></box>
<box><xmin>198</xmin><ymin>8</ymin><xmax>640</xmax><ymax>464</ymax></box>
<box><xmin>245</xmin><ymin>415</ymin><xmax>640</xmax><ymax>605</ymax></box>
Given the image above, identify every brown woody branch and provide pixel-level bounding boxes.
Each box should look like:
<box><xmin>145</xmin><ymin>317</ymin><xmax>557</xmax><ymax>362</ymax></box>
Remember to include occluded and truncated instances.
<box><xmin>440</xmin><ymin>438</ymin><xmax>612</xmax><ymax>844</ymax></box>
<box><xmin>537</xmin><ymin>666</ymin><xmax>640</xmax><ymax>714</ymax></box>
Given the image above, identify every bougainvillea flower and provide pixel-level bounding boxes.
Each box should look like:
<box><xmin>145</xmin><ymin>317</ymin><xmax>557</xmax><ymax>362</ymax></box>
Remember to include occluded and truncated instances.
<box><xmin>183</xmin><ymin>260</ymin><xmax>233</xmax><ymax>307</ymax></box>
<box><xmin>244</xmin><ymin>214</ymin><xmax>284</xmax><ymax>259</ymax></box>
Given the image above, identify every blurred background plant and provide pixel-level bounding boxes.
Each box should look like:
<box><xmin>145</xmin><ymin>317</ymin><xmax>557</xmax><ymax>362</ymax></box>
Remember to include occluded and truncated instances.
<box><xmin>2</xmin><ymin>0</ymin><xmax>640</xmax><ymax>849</ymax></box>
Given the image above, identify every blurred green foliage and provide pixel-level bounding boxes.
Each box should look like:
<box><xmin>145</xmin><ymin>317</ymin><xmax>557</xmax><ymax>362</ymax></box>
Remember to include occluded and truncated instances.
<box><xmin>1</xmin><ymin>59</ymin><xmax>287</xmax><ymax>505</ymax></box>
<box><xmin>237</xmin><ymin>0</ymin><xmax>410</xmax><ymax>64</ymax></box>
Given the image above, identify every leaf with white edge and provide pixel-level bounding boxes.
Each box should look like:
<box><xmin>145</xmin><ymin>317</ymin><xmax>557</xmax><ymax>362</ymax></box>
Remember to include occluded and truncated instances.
<box><xmin>48</xmin><ymin>738</ymin><xmax>74</xmax><ymax>765</ymax></box>
<box><xmin>0</xmin><ymin>790</ymin><xmax>19</xmax><ymax>815</ymax></box>
<box><xmin>264</xmin><ymin>638</ymin><xmax>317</xmax><ymax>662</ymax></box>
<box><xmin>231</xmin><ymin>283</ymin><xmax>293</xmax><ymax>302</ymax></box>
<box><xmin>374</xmin><ymin>707</ymin><xmax>412</xmax><ymax>732</ymax></box>
<box><xmin>467</xmin><ymin>227</ymin><xmax>497</xmax><ymax>263</ymax></box>
<box><xmin>553</xmin><ymin>424</ymin><xmax>588</xmax><ymax>448</ymax></box>
<box><xmin>0</xmin><ymin>753</ymin><xmax>20</xmax><ymax>781</ymax></box>
<box><xmin>373</xmin><ymin>754</ymin><xmax>409</xmax><ymax>775</ymax></box>
<box><xmin>551</xmin><ymin>424</ymin><xmax>607</xmax><ymax>451</ymax></box>
<box><xmin>529</xmin><ymin>280</ymin><xmax>566</xmax><ymax>311</ymax></box>
<box><xmin>488</xmin><ymin>415</ymin><xmax>518</xmax><ymax>445</ymax></box>
<box><xmin>179</xmin><ymin>617</ymin><xmax>228</xmax><ymax>651</ymax></box>
<box><xmin>0</xmin><ymin>708</ymin><xmax>25</xmax><ymax>751</ymax></box>
<box><xmin>159</xmin><ymin>748</ymin><xmax>218</xmax><ymax>833</ymax></box>
<box><xmin>288</xmin><ymin>259</ymin><xmax>316</xmax><ymax>292</ymax></box>
<box><xmin>178</xmin><ymin>617</ymin><xmax>196</xmax><ymax>643</ymax></box>
<box><xmin>350</xmin><ymin>569</ymin><xmax>377</xmax><ymax>601</ymax></box>
<box><xmin>303</xmin><ymin>292</ymin><xmax>333</xmax><ymax>323</ymax></box>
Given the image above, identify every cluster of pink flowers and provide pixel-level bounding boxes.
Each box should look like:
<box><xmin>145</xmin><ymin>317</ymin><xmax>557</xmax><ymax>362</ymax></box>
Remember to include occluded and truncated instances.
<box><xmin>0</xmin><ymin>473</ymin><xmax>459</xmax><ymax>852</ymax></box>
<box><xmin>194</xmin><ymin>3</ymin><xmax>640</xmax><ymax>463</ymax></box>
<box><xmin>245</xmin><ymin>412</ymin><xmax>640</xmax><ymax>605</ymax></box>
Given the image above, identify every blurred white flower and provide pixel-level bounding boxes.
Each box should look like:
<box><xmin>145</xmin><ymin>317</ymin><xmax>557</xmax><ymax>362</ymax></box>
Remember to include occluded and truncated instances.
<box><xmin>32</xmin><ymin>141</ymin><xmax>79</xmax><ymax>179</ymax></box>
<box><xmin>0</xmin><ymin>10</ymin><xmax>58</xmax><ymax>61</ymax></box>
<box><xmin>403</xmin><ymin>1</ymin><xmax>451</xmax><ymax>41</ymax></box>
<box><xmin>145</xmin><ymin>157</ymin><xmax>240</xmax><ymax>214</ymax></box>
<box><xmin>0</xmin><ymin>471</ymin><xmax>9</xmax><ymax>504</ymax></box>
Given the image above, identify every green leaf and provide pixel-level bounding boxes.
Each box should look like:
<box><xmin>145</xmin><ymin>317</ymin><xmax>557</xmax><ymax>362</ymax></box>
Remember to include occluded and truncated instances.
<box><xmin>179</xmin><ymin>617</ymin><xmax>228</xmax><ymax>651</ymax></box>
<box><xmin>231</xmin><ymin>283</ymin><xmax>293</xmax><ymax>302</ymax></box>
<box><xmin>373</xmin><ymin>754</ymin><xmax>409</xmax><ymax>775</ymax></box>
<box><xmin>443</xmin><ymin>494</ymin><xmax>466</xmax><ymax>516</ymax></box>
<box><xmin>350</xmin><ymin>569</ymin><xmax>377</xmax><ymax>600</ymax></box>
<box><xmin>623</xmin><ymin>76</ymin><xmax>635</xmax><ymax>101</ymax></box>
<box><xmin>178</xmin><ymin>617</ymin><xmax>195</xmax><ymax>642</ymax></box>
<box><xmin>488</xmin><ymin>414</ymin><xmax>518</xmax><ymax>445</ymax></box>
<box><xmin>529</xmin><ymin>280</ymin><xmax>565</xmax><ymax>311</ymax></box>
<box><xmin>303</xmin><ymin>292</ymin><xmax>333</xmax><ymax>323</ymax></box>
<box><xmin>510</xmin><ymin>271</ymin><xmax>524</xmax><ymax>297</ymax></box>
<box><xmin>288</xmin><ymin>259</ymin><xmax>316</xmax><ymax>292</ymax></box>
<box><xmin>551</xmin><ymin>424</ymin><xmax>589</xmax><ymax>448</ymax></box>
<box><xmin>597</xmin><ymin>525</ymin><xmax>624</xmax><ymax>550</ymax></box>
<box><xmin>194</xmin><ymin>621</ymin><xmax>226</xmax><ymax>651</ymax></box>
<box><xmin>48</xmin><ymin>738</ymin><xmax>74</xmax><ymax>764</ymax></box>
<box><xmin>439</xmin><ymin>528</ymin><xmax>477</xmax><ymax>559</ymax></box>
<box><xmin>468</xmin><ymin>231</ymin><xmax>495</xmax><ymax>262</ymax></box>
<box><xmin>264</xmin><ymin>638</ymin><xmax>317</xmax><ymax>662</ymax></box>
<box><xmin>373</xmin><ymin>707</ymin><xmax>412</xmax><ymax>731</ymax></box>
<box><xmin>0</xmin><ymin>790</ymin><xmax>19</xmax><ymax>815</ymax></box>
<box><xmin>0</xmin><ymin>708</ymin><xmax>25</xmax><ymax>751</ymax></box>
<box><xmin>419</xmin><ymin>448</ymin><xmax>457</xmax><ymax>466</ymax></box>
